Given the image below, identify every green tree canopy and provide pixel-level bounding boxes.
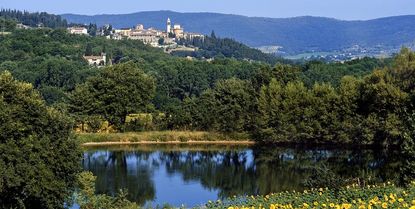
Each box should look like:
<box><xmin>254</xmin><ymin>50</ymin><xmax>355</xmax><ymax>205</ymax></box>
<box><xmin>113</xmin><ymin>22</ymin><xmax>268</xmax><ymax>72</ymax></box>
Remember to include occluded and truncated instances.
<box><xmin>208</xmin><ymin>78</ymin><xmax>257</xmax><ymax>132</ymax></box>
<box><xmin>69</xmin><ymin>62</ymin><xmax>156</xmax><ymax>128</ymax></box>
<box><xmin>0</xmin><ymin>71</ymin><xmax>81</xmax><ymax>209</ymax></box>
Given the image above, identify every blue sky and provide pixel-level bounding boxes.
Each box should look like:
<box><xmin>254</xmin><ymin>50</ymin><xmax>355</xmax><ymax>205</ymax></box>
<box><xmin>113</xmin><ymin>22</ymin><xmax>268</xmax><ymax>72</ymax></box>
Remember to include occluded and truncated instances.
<box><xmin>1</xmin><ymin>0</ymin><xmax>414</xmax><ymax>20</ymax></box>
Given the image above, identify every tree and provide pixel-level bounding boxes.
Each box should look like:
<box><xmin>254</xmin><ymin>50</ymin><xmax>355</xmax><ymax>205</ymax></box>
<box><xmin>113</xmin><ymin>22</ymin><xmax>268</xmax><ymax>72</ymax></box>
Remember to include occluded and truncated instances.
<box><xmin>0</xmin><ymin>71</ymin><xmax>81</xmax><ymax>209</ymax></box>
<box><xmin>391</xmin><ymin>48</ymin><xmax>415</xmax><ymax>92</ymax></box>
<box><xmin>210</xmin><ymin>30</ymin><xmax>216</xmax><ymax>39</ymax></box>
<box><xmin>0</xmin><ymin>17</ymin><xmax>17</xmax><ymax>31</ymax></box>
<box><xmin>69</xmin><ymin>62</ymin><xmax>156</xmax><ymax>128</ymax></box>
<box><xmin>400</xmin><ymin>112</ymin><xmax>415</xmax><ymax>185</ymax></box>
<box><xmin>257</xmin><ymin>78</ymin><xmax>284</xmax><ymax>141</ymax></box>
<box><xmin>359</xmin><ymin>70</ymin><xmax>409</xmax><ymax>146</ymax></box>
<box><xmin>158</xmin><ymin>37</ymin><xmax>165</xmax><ymax>45</ymax></box>
<box><xmin>87</xmin><ymin>23</ymin><xmax>97</xmax><ymax>36</ymax></box>
<box><xmin>85</xmin><ymin>43</ymin><xmax>93</xmax><ymax>56</ymax></box>
<box><xmin>208</xmin><ymin>78</ymin><xmax>257</xmax><ymax>132</ymax></box>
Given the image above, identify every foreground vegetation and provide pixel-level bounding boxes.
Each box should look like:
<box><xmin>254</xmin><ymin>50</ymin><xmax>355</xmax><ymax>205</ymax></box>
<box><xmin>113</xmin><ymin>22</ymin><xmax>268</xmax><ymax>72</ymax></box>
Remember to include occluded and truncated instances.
<box><xmin>0</xmin><ymin>72</ymin><xmax>81</xmax><ymax>208</ymax></box>
<box><xmin>76</xmin><ymin>172</ymin><xmax>140</xmax><ymax>209</ymax></box>
<box><xmin>207</xmin><ymin>182</ymin><xmax>415</xmax><ymax>209</ymax></box>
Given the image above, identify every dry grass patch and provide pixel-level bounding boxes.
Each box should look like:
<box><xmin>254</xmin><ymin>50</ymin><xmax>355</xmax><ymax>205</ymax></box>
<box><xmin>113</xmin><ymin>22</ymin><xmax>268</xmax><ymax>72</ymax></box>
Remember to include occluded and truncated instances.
<box><xmin>77</xmin><ymin>131</ymin><xmax>252</xmax><ymax>145</ymax></box>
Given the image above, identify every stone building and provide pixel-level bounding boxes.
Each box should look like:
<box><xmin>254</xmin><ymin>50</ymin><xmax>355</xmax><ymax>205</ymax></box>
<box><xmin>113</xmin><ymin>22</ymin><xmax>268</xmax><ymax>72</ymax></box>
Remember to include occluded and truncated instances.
<box><xmin>83</xmin><ymin>53</ymin><xmax>106</xmax><ymax>67</ymax></box>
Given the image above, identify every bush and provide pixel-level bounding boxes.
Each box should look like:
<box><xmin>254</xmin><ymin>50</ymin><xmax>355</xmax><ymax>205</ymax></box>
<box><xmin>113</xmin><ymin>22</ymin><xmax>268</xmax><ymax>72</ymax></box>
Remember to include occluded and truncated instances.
<box><xmin>76</xmin><ymin>172</ymin><xmax>139</xmax><ymax>209</ymax></box>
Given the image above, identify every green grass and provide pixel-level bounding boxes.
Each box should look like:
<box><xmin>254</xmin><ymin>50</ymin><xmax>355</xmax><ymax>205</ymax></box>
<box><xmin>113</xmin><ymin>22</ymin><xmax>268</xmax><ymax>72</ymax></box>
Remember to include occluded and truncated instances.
<box><xmin>76</xmin><ymin>131</ymin><xmax>252</xmax><ymax>144</ymax></box>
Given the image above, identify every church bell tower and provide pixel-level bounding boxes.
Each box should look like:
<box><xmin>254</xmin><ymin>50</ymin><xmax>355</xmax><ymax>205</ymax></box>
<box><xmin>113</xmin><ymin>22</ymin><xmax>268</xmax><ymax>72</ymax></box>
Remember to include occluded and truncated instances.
<box><xmin>166</xmin><ymin>18</ymin><xmax>171</xmax><ymax>33</ymax></box>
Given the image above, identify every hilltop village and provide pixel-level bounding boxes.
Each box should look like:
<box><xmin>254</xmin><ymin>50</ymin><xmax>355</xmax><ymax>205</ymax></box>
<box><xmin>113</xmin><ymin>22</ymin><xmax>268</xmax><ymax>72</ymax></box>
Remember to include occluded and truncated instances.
<box><xmin>67</xmin><ymin>18</ymin><xmax>204</xmax><ymax>51</ymax></box>
<box><xmin>0</xmin><ymin>10</ymin><xmax>278</xmax><ymax>66</ymax></box>
<box><xmin>65</xmin><ymin>18</ymin><xmax>207</xmax><ymax>66</ymax></box>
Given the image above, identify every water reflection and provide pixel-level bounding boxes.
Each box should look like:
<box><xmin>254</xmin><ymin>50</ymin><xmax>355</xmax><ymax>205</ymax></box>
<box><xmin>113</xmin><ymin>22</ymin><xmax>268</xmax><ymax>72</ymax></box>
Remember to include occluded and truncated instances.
<box><xmin>82</xmin><ymin>145</ymin><xmax>401</xmax><ymax>207</ymax></box>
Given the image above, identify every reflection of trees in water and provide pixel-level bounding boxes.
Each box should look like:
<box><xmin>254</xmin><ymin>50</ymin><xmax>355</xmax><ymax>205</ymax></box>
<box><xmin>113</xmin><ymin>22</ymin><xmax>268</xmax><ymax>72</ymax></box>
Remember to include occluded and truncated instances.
<box><xmin>253</xmin><ymin>147</ymin><xmax>401</xmax><ymax>191</ymax></box>
<box><xmin>83</xmin><ymin>151</ymin><xmax>157</xmax><ymax>205</ymax></box>
<box><xmin>157</xmin><ymin>147</ymin><xmax>401</xmax><ymax>197</ymax></box>
<box><xmin>82</xmin><ymin>146</ymin><xmax>402</xmax><ymax>205</ymax></box>
<box><xmin>159</xmin><ymin>151</ymin><xmax>257</xmax><ymax>198</ymax></box>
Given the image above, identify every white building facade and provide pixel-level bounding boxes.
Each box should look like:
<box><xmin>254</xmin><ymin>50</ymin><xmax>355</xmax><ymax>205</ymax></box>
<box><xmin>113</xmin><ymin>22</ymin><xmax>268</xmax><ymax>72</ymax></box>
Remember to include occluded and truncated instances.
<box><xmin>67</xmin><ymin>27</ymin><xmax>88</xmax><ymax>35</ymax></box>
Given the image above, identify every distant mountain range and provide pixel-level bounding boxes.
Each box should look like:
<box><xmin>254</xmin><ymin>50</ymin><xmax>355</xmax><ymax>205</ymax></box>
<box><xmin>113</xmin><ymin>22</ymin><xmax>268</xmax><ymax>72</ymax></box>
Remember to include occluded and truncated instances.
<box><xmin>62</xmin><ymin>11</ymin><xmax>415</xmax><ymax>55</ymax></box>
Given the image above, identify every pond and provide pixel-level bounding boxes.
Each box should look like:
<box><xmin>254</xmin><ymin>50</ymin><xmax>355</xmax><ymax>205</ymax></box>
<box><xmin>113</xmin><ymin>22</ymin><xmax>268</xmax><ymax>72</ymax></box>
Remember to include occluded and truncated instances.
<box><xmin>82</xmin><ymin>144</ymin><xmax>401</xmax><ymax>208</ymax></box>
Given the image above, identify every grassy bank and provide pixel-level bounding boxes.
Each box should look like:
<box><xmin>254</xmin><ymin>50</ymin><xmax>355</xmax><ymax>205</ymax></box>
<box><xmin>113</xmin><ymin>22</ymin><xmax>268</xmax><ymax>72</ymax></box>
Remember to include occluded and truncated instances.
<box><xmin>77</xmin><ymin>131</ymin><xmax>252</xmax><ymax>145</ymax></box>
<box><xmin>206</xmin><ymin>182</ymin><xmax>415</xmax><ymax>209</ymax></box>
<box><xmin>83</xmin><ymin>144</ymin><xmax>252</xmax><ymax>152</ymax></box>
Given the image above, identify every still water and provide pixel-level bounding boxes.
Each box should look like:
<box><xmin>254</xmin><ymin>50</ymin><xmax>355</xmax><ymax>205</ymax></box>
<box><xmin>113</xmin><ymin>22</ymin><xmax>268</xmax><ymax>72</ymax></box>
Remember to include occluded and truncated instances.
<box><xmin>82</xmin><ymin>144</ymin><xmax>400</xmax><ymax>207</ymax></box>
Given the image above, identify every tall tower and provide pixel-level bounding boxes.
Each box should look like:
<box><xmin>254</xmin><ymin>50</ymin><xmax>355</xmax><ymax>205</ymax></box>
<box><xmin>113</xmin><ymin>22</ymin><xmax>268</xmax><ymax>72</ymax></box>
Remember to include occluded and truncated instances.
<box><xmin>166</xmin><ymin>18</ymin><xmax>171</xmax><ymax>33</ymax></box>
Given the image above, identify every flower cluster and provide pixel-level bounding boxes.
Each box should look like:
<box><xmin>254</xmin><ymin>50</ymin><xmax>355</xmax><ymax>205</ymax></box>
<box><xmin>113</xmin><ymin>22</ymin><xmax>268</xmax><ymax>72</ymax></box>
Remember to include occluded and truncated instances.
<box><xmin>206</xmin><ymin>182</ymin><xmax>415</xmax><ymax>209</ymax></box>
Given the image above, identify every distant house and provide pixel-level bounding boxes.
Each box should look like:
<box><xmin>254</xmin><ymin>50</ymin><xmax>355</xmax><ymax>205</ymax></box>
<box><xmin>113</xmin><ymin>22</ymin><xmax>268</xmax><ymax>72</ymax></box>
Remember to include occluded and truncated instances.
<box><xmin>129</xmin><ymin>29</ymin><xmax>159</xmax><ymax>45</ymax></box>
<box><xmin>172</xmin><ymin>24</ymin><xmax>184</xmax><ymax>38</ymax></box>
<box><xmin>83</xmin><ymin>53</ymin><xmax>106</xmax><ymax>67</ymax></box>
<box><xmin>16</xmin><ymin>23</ymin><xmax>31</xmax><ymax>30</ymax></box>
<box><xmin>67</xmin><ymin>27</ymin><xmax>88</xmax><ymax>35</ymax></box>
<box><xmin>114</xmin><ymin>28</ymin><xmax>132</xmax><ymax>37</ymax></box>
<box><xmin>37</xmin><ymin>23</ymin><xmax>45</xmax><ymax>28</ymax></box>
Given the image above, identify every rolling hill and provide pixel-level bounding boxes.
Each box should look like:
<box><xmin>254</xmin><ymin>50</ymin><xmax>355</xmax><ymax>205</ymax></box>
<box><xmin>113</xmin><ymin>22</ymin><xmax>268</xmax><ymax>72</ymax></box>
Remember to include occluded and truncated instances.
<box><xmin>62</xmin><ymin>11</ymin><xmax>415</xmax><ymax>55</ymax></box>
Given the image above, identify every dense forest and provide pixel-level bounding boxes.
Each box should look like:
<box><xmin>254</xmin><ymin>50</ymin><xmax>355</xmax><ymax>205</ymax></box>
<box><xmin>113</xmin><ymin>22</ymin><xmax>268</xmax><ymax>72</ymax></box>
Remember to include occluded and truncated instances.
<box><xmin>0</xmin><ymin>23</ymin><xmax>407</xmax><ymax>148</ymax></box>
<box><xmin>174</xmin><ymin>32</ymin><xmax>284</xmax><ymax>64</ymax></box>
<box><xmin>0</xmin><ymin>9</ymin><xmax>68</xmax><ymax>28</ymax></box>
<box><xmin>0</xmin><ymin>17</ymin><xmax>17</xmax><ymax>31</ymax></box>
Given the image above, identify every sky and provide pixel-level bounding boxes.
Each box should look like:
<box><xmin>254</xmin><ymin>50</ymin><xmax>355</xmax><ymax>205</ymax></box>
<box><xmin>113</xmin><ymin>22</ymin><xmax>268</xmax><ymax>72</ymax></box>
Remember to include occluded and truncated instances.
<box><xmin>0</xmin><ymin>0</ymin><xmax>414</xmax><ymax>20</ymax></box>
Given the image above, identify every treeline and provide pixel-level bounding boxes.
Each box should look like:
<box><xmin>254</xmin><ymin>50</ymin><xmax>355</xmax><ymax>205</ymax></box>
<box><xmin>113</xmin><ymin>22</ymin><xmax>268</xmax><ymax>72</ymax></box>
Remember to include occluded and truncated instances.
<box><xmin>174</xmin><ymin>32</ymin><xmax>284</xmax><ymax>64</ymax></box>
<box><xmin>301</xmin><ymin>57</ymin><xmax>391</xmax><ymax>87</ymax></box>
<box><xmin>162</xmin><ymin>50</ymin><xmax>414</xmax><ymax>147</ymax></box>
<box><xmin>0</xmin><ymin>26</ymin><xmax>409</xmax><ymax>148</ymax></box>
<box><xmin>0</xmin><ymin>9</ymin><xmax>68</xmax><ymax>28</ymax></box>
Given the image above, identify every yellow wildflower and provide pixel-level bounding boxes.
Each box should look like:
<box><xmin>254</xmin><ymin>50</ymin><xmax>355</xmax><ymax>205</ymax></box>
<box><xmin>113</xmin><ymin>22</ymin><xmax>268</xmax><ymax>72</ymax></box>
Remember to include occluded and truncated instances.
<box><xmin>381</xmin><ymin>202</ymin><xmax>388</xmax><ymax>208</ymax></box>
<box><xmin>341</xmin><ymin>203</ymin><xmax>352</xmax><ymax>209</ymax></box>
